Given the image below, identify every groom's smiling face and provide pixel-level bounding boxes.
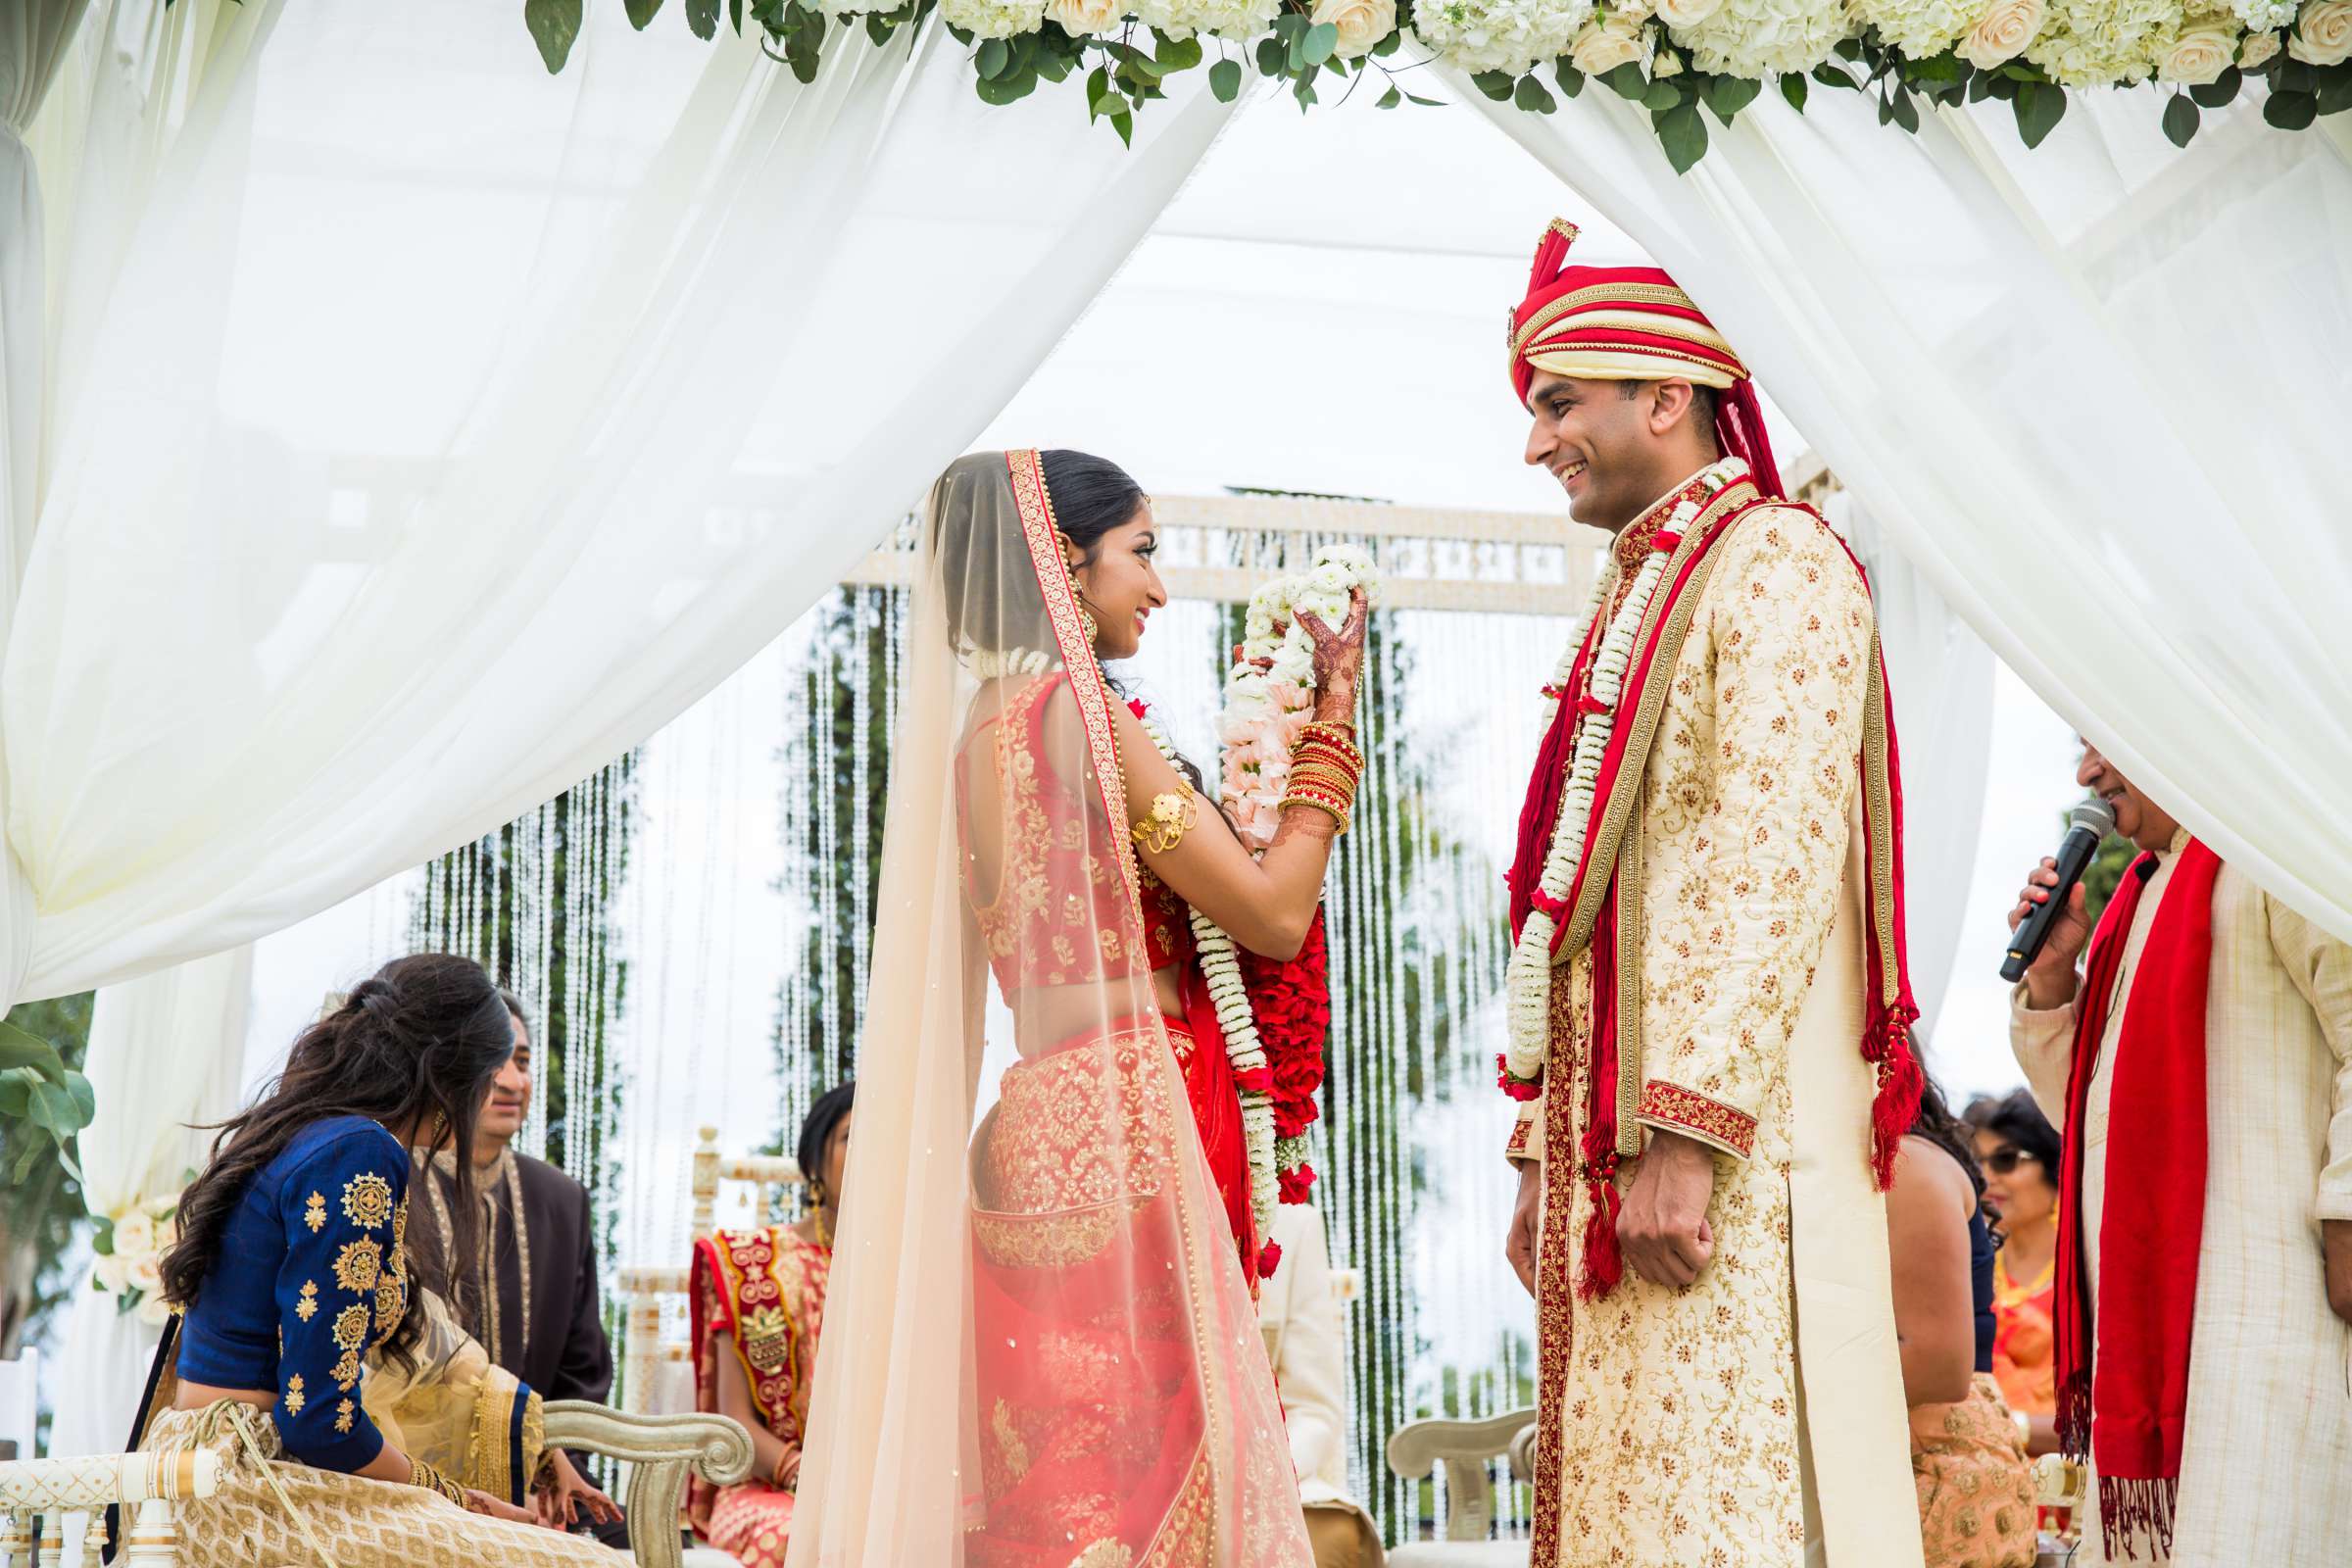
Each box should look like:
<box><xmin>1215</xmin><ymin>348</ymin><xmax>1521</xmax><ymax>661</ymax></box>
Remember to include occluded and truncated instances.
<box><xmin>1524</xmin><ymin>371</ymin><xmax>1707</xmax><ymax>533</ymax></box>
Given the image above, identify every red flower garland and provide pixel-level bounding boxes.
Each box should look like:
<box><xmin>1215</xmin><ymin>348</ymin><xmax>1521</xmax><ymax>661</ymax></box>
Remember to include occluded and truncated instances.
<box><xmin>1239</xmin><ymin>906</ymin><xmax>1331</xmax><ymax>1198</ymax></box>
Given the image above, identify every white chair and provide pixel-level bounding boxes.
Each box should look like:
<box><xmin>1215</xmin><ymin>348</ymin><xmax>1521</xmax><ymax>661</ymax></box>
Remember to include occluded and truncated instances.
<box><xmin>0</xmin><ymin>1356</ymin><xmax>36</xmax><ymax>1464</ymax></box>
<box><xmin>1383</xmin><ymin>1407</ymin><xmax>1536</xmax><ymax>1567</ymax></box>
<box><xmin>619</xmin><ymin>1130</ymin><xmax>803</xmax><ymax>1418</ymax></box>
<box><xmin>543</xmin><ymin>1403</ymin><xmax>754</xmax><ymax>1568</ymax></box>
<box><xmin>0</xmin><ymin>1449</ymin><xmax>220</xmax><ymax>1568</ymax></box>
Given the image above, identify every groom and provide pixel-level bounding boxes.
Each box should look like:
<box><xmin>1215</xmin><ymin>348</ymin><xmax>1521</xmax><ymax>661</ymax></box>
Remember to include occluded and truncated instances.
<box><xmin>1495</xmin><ymin>220</ymin><xmax>1925</xmax><ymax>1568</ymax></box>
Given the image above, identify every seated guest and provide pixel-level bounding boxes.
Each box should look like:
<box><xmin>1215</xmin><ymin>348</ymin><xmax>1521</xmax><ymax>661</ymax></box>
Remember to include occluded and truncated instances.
<box><xmin>1889</xmin><ymin>1077</ymin><xmax>2034</xmax><ymax>1568</ymax></box>
<box><xmin>1257</xmin><ymin>1202</ymin><xmax>1384</xmax><ymax>1568</ymax></box>
<box><xmin>2011</xmin><ymin>738</ymin><xmax>2351</xmax><ymax>1563</ymax></box>
<box><xmin>688</xmin><ymin>1083</ymin><xmax>852</xmax><ymax>1568</ymax></box>
<box><xmin>1973</xmin><ymin>1089</ymin><xmax>2062</xmax><ymax>1456</ymax></box>
<box><xmin>405</xmin><ymin>990</ymin><xmax>622</xmax><ymax>1537</ymax></box>
<box><xmin>137</xmin><ymin>954</ymin><xmax>621</xmax><ymax>1565</ymax></box>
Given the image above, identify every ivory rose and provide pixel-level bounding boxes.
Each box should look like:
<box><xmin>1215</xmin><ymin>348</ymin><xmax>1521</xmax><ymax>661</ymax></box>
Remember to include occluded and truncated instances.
<box><xmin>112</xmin><ymin>1212</ymin><xmax>156</xmax><ymax>1259</ymax></box>
<box><xmin>1958</xmin><ymin>0</ymin><xmax>2045</xmax><ymax>64</ymax></box>
<box><xmin>1311</xmin><ymin>0</ymin><xmax>1397</xmax><ymax>55</ymax></box>
<box><xmin>2159</xmin><ymin>17</ymin><xmax>2241</xmax><ymax>76</ymax></box>
<box><xmin>1655</xmin><ymin>0</ymin><xmax>1726</xmax><ymax>24</ymax></box>
<box><xmin>2239</xmin><ymin>23</ymin><xmax>2282</xmax><ymax>58</ymax></box>
<box><xmin>2290</xmin><ymin>0</ymin><xmax>2352</xmax><ymax>61</ymax></box>
<box><xmin>1047</xmin><ymin>0</ymin><xmax>1125</xmax><ymax>30</ymax></box>
<box><xmin>1570</xmin><ymin>11</ymin><xmax>1649</xmax><ymax>68</ymax></box>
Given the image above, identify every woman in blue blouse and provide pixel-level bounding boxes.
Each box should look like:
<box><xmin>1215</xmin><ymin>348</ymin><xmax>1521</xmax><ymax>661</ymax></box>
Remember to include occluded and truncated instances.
<box><xmin>137</xmin><ymin>954</ymin><xmax>622</xmax><ymax>1566</ymax></box>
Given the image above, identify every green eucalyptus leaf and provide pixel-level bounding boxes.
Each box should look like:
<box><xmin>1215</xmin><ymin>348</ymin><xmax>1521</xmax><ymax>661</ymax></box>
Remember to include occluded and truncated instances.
<box><xmin>1472</xmin><ymin>69</ymin><xmax>1516</xmax><ymax>101</ymax></box>
<box><xmin>1111</xmin><ymin>110</ymin><xmax>1135</xmax><ymax>146</ymax></box>
<box><xmin>978</xmin><ymin>36</ymin><xmax>1009</xmax><ymax>76</ymax></box>
<box><xmin>1155</xmin><ymin>34</ymin><xmax>1203</xmax><ymax>70</ymax></box>
<box><xmin>1210</xmin><ymin>57</ymin><xmax>1244</xmax><ymax>99</ymax></box>
<box><xmin>1656</xmin><ymin>100</ymin><xmax>1708</xmax><ymax>173</ymax></box>
<box><xmin>1293</xmin><ymin>72</ymin><xmax>1318</xmax><ymax>108</ymax></box>
<box><xmin>685</xmin><ymin>0</ymin><xmax>721</xmax><ymax>38</ymax></box>
<box><xmin>523</xmin><ymin>0</ymin><xmax>584</xmax><ymax>74</ymax></box>
<box><xmin>1835</xmin><ymin>37</ymin><xmax>1864</xmax><ymax>61</ymax></box>
<box><xmin>1404</xmin><ymin>90</ymin><xmax>1446</xmax><ymax>105</ymax></box>
<box><xmin>1373</xmin><ymin>28</ymin><xmax>1401</xmax><ymax>56</ymax></box>
<box><xmin>2013</xmin><ymin>78</ymin><xmax>2066</xmax><ymax>147</ymax></box>
<box><xmin>1782</xmin><ymin>70</ymin><xmax>1809</xmax><ymax>112</ymax></box>
<box><xmin>1811</xmin><ymin>62</ymin><xmax>1860</xmax><ymax>90</ymax></box>
<box><xmin>1706</xmin><ymin>74</ymin><xmax>1760</xmax><ymax>122</ymax></box>
<box><xmin>2264</xmin><ymin>88</ymin><xmax>2317</xmax><ymax>128</ymax></box>
<box><xmin>0</xmin><ymin>1020</ymin><xmax>67</xmax><ymax>1079</ymax></box>
<box><xmin>1554</xmin><ymin>59</ymin><xmax>1586</xmax><ymax>97</ymax></box>
<box><xmin>1515</xmin><ymin>74</ymin><xmax>1557</xmax><ymax>112</ymax></box>
<box><xmin>625</xmin><ymin>0</ymin><xmax>665</xmax><ymax>28</ymax></box>
<box><xmin>2161</xmin><ymin>91</ymin><xmax>2199</xmax><ymax>146</ymax></box>
<box><xmin>0</xmin><ymin>1070</ymin><xmax>28</xmax><ymax>1116</ymax></box>
<box><xmin>975</xmin><ymin>69</ymin><xmax>1035</xmax><ymax>104</ymax></box>
<box><xmin>1378</xmin><ymin>82</ymin><xmax>1402</xmax><ymax>108</ymax></box>
<box><xmin>1642</xmin><ymin>78</ymin><xmax>1681</xmax><ymax>111</ymax></box>
<box><xmin>1286</xmin><ymin>21</ymin><xmax>1308</xmax><ymax>70</ymax></box>
<box><xmin>2317</xmin><ymin>66</ymin><xmax>2352</xmax><ymax>114</ymax></box>
<box><xmin>1602</xmin><ymin>62</ymin><xmax>1649</xmax><ymax>99</ymax></box>
<box><xmin>2278</xmin><ymin>58</ymin><xmax>2316</xmax><ymax>94</ymax></box>
<box><xmin>1256</xmin><ymin>36</ymin><xmax>1285</xmax><ymax>75</ymax></box>
<box><xmin>1302</xmin><ymin>22</ymin><xmax>1339</xmax><ymax>65</ymax></box>
<box><xmin>1889</xmin><ymin>84</ymin><xmax>1920</xmax><ymax>131</ymax></box>
<box><xmin>92</xmin><ymin>1215</ymin><xmax>116</xmax><ymax>1256</ymax></box>
<box><xmin>2188</xmin><ymin>65</ymin><xmax>2240</xmax><ymax>107</ymax></box>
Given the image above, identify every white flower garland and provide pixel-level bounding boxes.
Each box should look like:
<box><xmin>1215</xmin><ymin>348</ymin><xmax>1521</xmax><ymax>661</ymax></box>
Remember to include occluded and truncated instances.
<box><xmin>1136</xmin><ymin>708</ymin><xmax>1281</xmax><ymax>1255</ymax></box>
<box><xmin>1220</xmin><ymin>544</ymin><xmax>1383</xmax><ymax>850</ymax></box>
<box><xmin>1501</xmin><ymin>458</ymin><xmax>1747</xmax><ymax>1085</ymax></box>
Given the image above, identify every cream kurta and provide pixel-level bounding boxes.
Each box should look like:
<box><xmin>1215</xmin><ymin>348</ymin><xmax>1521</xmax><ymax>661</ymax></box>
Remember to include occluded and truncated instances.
<box><xmin>1508</xmin><ymin>491</ymin><xmax>1920</xmax><ymax>1568</ymax></box>
<box><xmin>2010</xmin><ymin>834</ymin><xmax>2352</xmax><ymax>1565</ymax></box>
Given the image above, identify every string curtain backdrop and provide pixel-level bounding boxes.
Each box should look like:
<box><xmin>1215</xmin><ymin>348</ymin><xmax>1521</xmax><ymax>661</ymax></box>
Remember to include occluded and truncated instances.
<box><xmin>1452</xmin><ymin>71</ymin><xmax>2352</xmax><ymax>945</ymax></box>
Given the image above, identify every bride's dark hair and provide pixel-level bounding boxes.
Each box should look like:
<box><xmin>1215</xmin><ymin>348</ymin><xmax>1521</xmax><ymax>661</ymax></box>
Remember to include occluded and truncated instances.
<box><xmin>933</xmin><ymin>449</ymin><xmax>1146</xmax><ymax>655</ymax></box>
<box><xmin>159</xmin><ymin>953</ymin><xmax>515</xmax><ymax>1374</ymax></box>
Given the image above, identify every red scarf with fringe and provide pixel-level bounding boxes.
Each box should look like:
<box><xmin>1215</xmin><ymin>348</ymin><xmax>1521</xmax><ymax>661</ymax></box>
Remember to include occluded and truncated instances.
<box><xmin>2054</xmin><ymin>839</ymin><xmax>2219</xmax><ymax>1561</ymax></box>
<box><xmin>1506</xmin><ymin>490</ymin><xmax>1922</xmax><ymax>1299</ymax></box>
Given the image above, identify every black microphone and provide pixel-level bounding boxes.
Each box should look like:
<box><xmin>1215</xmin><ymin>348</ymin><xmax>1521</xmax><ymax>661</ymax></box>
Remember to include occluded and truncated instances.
<box><xmin>2001</xmin><ymin>797</ymin><xmax>2117</xmax><ymax>982</ymax></box>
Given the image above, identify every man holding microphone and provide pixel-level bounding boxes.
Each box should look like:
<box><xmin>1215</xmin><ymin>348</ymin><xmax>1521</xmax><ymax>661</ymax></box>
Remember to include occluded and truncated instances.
<box><xmin>2009</xmin><ymin>739</ymin><xmax>2352</xmax><ymax>1564</ymax></box>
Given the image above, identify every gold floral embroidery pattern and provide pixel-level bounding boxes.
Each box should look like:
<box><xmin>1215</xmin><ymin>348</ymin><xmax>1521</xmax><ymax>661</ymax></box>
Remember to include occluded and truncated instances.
<box><xmin>990</xmin><ymin>1398</ymin><xmax>1033</xmax><ymax>1487</ymax></box>
<box><xmin>1069</xmin><ymin>1543</ymin><xmax>1133</xmax><ymax>1568</ymax></box>
<box><xmin>283</xmin><ymin>1374</ymin><xmax>307</xmax><ymax>1416</ymax></box>
<box><xmin>331</xmin><ymin>1237</ymin><xmax>382</xmax><ymax>1296</ymax></box>
<box><xmin>330</xmin><ymin>1349</ymin><xmax>362</xmax><ymax>1393</ymax></box>
<box><xmin>1637</xmin><ymin>1079</ymin><xmax>1757</xmax><ymax>1157</ymax></box>
<box><xmin>971</xmin><ymin>1201</ymin><xmax>1135</xmax><ymax>1272</ymax></box>
<box><xmin>341</xmin><ymin>1174</ymin><xmax>394</xmax><ymax>1231</ymax></box>
<box><xmin>330</xmin><ymin>1303</ymin><xmax>371</xmax><ymax>1353</ymax></box>
<box><xmin>294</xmin><ymin>1281</ymin><xmax>319</xmax><ymax>1323</ymax></box>
<box><xmin>738</xmin><ymin>1305</ymin><xmax>793</xmax><ymax>1375</ymax></box>
<box><xmin>373</xmin><ymin>1271</ymin><xmax>407</xmax><ymax>1346</ymax></box>
<box><xmin>303</xmin><ymin>1193</ymin><xmax>327</xmax><ymax>1235</ymax></box>
<box><xmin>333</xmin><ymin>1398</ymin><xmax>356</xmax><ymax>1435</ymax></box>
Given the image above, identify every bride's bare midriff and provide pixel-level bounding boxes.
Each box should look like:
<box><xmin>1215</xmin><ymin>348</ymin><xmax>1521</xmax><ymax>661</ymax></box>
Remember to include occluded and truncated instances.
<box><xmin>172</xmin><ymin>1379</ymin><xmax>274</xmax><ymax>1412</ymax></box>
<box><xmin>1012</xmin><ymin>964</ymin><xmax>1185</xmax><ymax>1056</ymax></box>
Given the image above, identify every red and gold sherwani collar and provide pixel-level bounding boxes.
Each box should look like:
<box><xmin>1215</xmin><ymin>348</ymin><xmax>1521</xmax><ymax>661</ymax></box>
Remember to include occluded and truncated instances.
<box><xmin>1607</xmin><ymin>465</ymin><xmax>1740</xmax><ymax>577</ymax></box>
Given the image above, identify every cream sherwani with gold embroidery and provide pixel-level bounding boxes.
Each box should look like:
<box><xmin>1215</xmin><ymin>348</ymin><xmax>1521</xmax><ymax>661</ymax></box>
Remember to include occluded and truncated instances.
<box><xmin>2010</xmin><ymin>836</ymin><xmax>2352</xmax><ymax>1565</ymax></box>
<box><xmin>1507</xmin><ymin>483</ymin><xmax>1922</xmax><ymax>1568</ymax></box>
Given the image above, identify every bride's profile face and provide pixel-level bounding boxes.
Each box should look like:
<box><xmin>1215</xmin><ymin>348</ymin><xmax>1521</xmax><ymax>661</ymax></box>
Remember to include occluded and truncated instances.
<box><xmin>1070</xmin><ymin>505</ymin><xmax>1165</xmax><ymax>660</ymax></box>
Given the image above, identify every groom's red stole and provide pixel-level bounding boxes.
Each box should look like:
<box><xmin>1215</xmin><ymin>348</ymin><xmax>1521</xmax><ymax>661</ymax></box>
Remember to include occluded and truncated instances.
<box><xmin>2054</xmin><ymin>838</ymin><xmax>2221</xmax><ymax>1561</ymax></box>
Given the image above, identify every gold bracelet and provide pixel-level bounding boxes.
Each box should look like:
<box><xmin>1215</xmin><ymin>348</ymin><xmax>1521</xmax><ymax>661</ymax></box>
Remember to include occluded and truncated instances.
<box><xmin>1281</xmin><ymin>791</ymin><xmax>1349</xmax><ymax>833</ymax></box>
<box><xmin>1286</xmin><ymin>763</ymin><xmax>1360</xmax><ymax>804</ymax></box>
<box><xmin>411</xmin><ymin>1456</ymin><xmax>466</xmax><ymax>1506</ymax></box>
<box><xmin>1130</xmin><ymin>783</ymin><xmax>1199</xmax><ymax>854</ymax></box>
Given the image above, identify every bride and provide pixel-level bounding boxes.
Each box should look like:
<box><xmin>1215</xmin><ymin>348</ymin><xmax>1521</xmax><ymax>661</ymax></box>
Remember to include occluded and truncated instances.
<box><xmin>786</xmin><ymin>450</ymin><xmax>1363</xmax><ymax>1567</ymax></box>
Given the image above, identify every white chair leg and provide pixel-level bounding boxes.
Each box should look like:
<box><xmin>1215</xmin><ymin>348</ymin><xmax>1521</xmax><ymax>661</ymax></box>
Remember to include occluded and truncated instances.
<box><xmin>34</xmin><ymin>1512</ymin><xmax>58</xmax><ymax>1568</ymax></box>
<box><xmin>2</xmin><ymin>1508</ymin><xmax>29</xmax><ymax>1568</ymax></box>
<box><xmin>122</xmin><ymin>1499</ymin><xmax>178</xmax><ymax>1568</ymax></box>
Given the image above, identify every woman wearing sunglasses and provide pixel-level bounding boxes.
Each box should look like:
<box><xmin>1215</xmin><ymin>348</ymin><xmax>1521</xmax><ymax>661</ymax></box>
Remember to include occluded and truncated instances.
<box><xmin>1975</xmin><ymin>1090</ymin><xmax>2063</xmax><ymax>1457</ymax></box>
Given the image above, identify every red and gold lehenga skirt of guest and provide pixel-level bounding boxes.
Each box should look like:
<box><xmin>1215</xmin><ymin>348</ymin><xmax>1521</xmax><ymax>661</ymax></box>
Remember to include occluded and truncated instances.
<box><xmin>967</xmin><ymin>1014</ymin><xmax>1251</xmax><ymax>1568</ymax></box>
<box><xmin>689</xmin><ymin>1223</ymin><xmax>830</xmax><ymax>1568</ymax></box>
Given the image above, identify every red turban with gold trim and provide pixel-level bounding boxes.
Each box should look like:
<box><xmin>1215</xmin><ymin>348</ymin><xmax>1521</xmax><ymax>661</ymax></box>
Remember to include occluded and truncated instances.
<box><xmin>1506</xmin><ymin>219</ymin><xmax>1784</xmax><ymax>498</ymax></box>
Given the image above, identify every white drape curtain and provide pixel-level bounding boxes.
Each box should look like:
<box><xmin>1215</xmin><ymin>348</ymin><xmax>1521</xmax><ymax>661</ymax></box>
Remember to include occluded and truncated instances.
<box><xmin>45</xmin><ymin>945</ymin><xmax>249</xmax><ymax>1460</ymax></box>
<box><xmin>4</xmin><ymin>2</ymin><xmax>1232</xmax><ymax>999</ymax></box>
<box><xmin>1454</xmin><ymin>76</ymin><xmax>2352</xmax><ymax>943</ymax></box>
<box><xmin>1827</xmin><ymin>491</ymin><xmax>1993</xmax><ymax>1039</ymax></box>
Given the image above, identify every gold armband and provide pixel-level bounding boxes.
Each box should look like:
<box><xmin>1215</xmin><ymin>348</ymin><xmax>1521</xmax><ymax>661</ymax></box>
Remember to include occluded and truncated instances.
<box><xmin>1131</xmin><ymin>783</ymin><xmax>1199</xmax><ymax>854</ymax></box>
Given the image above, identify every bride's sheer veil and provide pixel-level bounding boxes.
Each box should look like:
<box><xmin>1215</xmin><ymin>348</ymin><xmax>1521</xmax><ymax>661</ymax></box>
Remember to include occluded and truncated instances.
<box><xmin>784</xmin><ymin>451</ymin><xmax>1308</xmax><ymax>1567</ymax></box>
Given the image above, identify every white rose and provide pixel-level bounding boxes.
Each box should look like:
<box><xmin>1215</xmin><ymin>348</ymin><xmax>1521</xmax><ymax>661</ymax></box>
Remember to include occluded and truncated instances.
<box><xmin>137</xmin><ymin>1293</ymin><xmax>173</xmax><ymax>1328</ymax></box>
<box><xmin>1046</xmin><ymin>0</ymin><xmax>1125</xmax><ymax>30</ymax></box>
<box><xmin>2158</xmin><ymin>19</ymin><xmax>2238</xmax><ymax>77</ymax></box>
<box><xmin>112</xmin><ymin>1212</ymin><xmax>155</xmax><ymax>1259</ymax></box>
<box><xmin>1655</xmin><ymin>0</ymin><xmax>1725</xmax><ymax>24</ymax></box>
<box><xmin>127</xmin><ymin>1255</ymin><xmax>164</xmax><ymax>1295</ymax></box>
<box><xmin>93</xmin><ymin>1254</ymin><xmax>130</xmax><ymax>1295</ymax></box>
<box><xmin>1652</xmin><ymin>42</ymin><xmax>1687</xmax><ymax>70</ymax></box>
<box><xmin>2238</xmin><ymin>22</ymin><xmax>2283</xmax><ymax>55</ymax></box>
<box><xmin>1957</xmin><ymin>0</ymin><xmax>2045</xmax><ymax>65</ymax></box>
<box><xmin>2291</xmin><ymin>0</ymin><xmax>2352</xmax><ymax>61</ymax></box>
<box><xmin>1311</xmin><ymin>0</ymin><xmax>1397</xmax><ymax>55</ymax></box>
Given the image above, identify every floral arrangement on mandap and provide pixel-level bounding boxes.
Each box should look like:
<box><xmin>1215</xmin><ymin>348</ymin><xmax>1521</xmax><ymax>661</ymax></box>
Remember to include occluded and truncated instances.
<box><xmin>1133</xmin><ymin>542</ymin><xmax>1375</xmax><ymax>1278</ymax></box>
<box><xmin>532</xmin><ymin>0</ymin><xmax>2351</xmax><ymax>170</ymax></box>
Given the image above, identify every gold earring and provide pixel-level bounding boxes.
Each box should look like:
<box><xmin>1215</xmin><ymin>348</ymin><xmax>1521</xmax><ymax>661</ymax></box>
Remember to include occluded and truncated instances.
<box><xmin>1080</xmin><ymin>606</ymin><xmax>1099</xmax><ymax>644</ymax></box>
<box><xmin>1061</xmin><ymin>544</ymin><xmax>1099</xmax><ymax>646</ymax></box>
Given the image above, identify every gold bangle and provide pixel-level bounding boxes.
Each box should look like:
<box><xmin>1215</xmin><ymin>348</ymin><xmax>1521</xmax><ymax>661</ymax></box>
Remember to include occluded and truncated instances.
<box><xmin>1281</xmin><ymin>792</ymin><xmax>1349</xmax><ymax>832</ymax></box>
<box><xmin>411</xmin><ymin>1457</ymin><xmax>466</xmax><ymax>1506</ymax></box>
<box><xmin>1130</xmin><ymin>783</ymin><xmax>1199</xmax><ymax>854</ymax></box>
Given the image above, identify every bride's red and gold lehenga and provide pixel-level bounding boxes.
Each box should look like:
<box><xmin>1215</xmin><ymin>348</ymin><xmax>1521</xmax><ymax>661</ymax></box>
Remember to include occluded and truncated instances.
<box><xmin>781</xmin><ymin>450</ymin><xmax>1309</xmax><ymax>1568</ymax></box>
